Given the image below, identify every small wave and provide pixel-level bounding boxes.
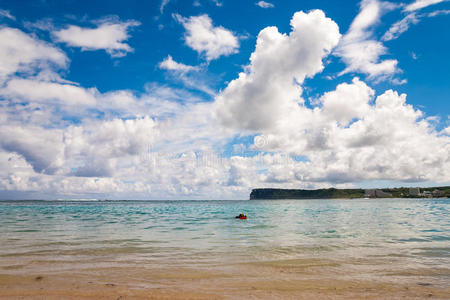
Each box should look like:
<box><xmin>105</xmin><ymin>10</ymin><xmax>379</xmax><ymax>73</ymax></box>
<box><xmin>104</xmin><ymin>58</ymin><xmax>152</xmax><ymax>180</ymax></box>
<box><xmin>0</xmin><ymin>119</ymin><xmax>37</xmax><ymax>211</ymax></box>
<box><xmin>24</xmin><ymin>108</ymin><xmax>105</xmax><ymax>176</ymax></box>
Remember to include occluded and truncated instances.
<box><xmin>249</xmin><ymin>224</ymin><xmax>276</xmax><ymax>230</ymax></box>
<box><xmin>173</xmin><ymin>227</ymin><xmax>187</xmax><ymax>231</ymax></box>
<box><xmin>396</xmin><ymin>237</ymin><xmax>431</xmax><ymax>243</ymax></box>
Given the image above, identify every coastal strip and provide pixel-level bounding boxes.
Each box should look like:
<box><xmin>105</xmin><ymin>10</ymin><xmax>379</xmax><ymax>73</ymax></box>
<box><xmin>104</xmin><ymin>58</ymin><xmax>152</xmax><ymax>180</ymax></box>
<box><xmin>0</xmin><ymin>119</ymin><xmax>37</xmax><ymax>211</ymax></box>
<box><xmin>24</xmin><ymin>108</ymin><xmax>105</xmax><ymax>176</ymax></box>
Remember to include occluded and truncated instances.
<box><xmin>250</xmin><ymin>186</ymin><xmax>450</xmax><ymax>199</ymax></box>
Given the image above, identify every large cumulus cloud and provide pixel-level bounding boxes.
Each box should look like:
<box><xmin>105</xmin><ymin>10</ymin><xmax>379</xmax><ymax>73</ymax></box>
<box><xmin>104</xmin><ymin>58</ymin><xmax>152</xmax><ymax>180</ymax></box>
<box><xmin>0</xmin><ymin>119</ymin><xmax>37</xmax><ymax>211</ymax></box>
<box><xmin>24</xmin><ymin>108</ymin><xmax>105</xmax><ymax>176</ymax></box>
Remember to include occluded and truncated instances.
<box><xmin>216</xmin><ymin>9</ymin><xmax>450</xmax><ymax>186</ymax></box>
<box><xmin>216</xmin><ymin>10</ymin><xmax>341</xmax><ymax>131</ymax></box>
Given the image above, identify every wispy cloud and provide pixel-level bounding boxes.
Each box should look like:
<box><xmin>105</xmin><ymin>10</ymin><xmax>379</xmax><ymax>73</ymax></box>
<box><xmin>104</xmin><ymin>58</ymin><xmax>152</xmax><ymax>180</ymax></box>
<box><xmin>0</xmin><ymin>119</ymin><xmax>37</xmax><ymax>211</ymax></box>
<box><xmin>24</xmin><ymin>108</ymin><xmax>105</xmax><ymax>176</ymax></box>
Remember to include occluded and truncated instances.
<box><xmin>404</xmin><ymin>0</ymin><xmax>448</xmax><ymax>12</ymax></box>
<box><xmin>383</xmin><ymin>0</ymin><xmax>450</xmax><ymax>41</ymax></box>
<box><xmin>335</xmin><ymin>0</ymin><xmax>400</xmax><ymax>80</ymax></box>
<box><xmin>160</xmin><ymin>0</ymin><xmax>171</xmax><ymax>14</ymax></box>
<box><xmin>159</xmin><ymin>55</ymin><xmax>216</xmax><ymax>96</ymax></box>
<box><xmin>427</xmin><ymin>8</ymin><xmax>450</xmax><ymax>16</ymax></box>
<box><xmin>0</xmin><ymin>9</ymin><xmax>15</xmax><ymax>20</ymax></box>
<box><xmin>382</xmin><ymin>12</ymin><xmax>419</xmax><ymax>41</ymax></box>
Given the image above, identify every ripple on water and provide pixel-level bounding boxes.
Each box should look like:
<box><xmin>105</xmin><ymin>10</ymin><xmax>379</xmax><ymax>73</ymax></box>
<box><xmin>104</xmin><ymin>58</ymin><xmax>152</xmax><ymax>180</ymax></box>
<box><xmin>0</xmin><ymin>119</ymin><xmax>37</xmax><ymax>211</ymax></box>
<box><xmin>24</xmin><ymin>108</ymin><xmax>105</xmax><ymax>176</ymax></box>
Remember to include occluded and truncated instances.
<box><xmin>0</xmin><ymin>198</ymin><xmax>448</xmax><ymax>278</ymax></box>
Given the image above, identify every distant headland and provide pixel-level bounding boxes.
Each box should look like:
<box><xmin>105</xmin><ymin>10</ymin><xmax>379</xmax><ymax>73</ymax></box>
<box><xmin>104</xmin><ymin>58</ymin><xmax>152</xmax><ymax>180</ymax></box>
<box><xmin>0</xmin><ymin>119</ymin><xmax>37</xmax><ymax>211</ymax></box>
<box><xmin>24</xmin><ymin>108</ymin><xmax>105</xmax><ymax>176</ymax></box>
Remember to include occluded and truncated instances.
<box><xmin>250</xmin><ymin>187</ymin><xmax>450</xmax><ymax>200</ymax></box>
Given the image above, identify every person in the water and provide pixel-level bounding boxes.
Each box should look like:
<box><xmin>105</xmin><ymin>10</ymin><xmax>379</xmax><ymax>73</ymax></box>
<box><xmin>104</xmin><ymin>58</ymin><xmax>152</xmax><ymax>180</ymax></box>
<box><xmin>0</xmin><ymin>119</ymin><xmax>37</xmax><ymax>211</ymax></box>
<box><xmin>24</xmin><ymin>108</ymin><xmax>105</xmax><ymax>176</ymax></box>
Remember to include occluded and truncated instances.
<box><xmin>236</xmin><ymin>213</ymin><xmax>247</xmax><ymax>219</ymax></box>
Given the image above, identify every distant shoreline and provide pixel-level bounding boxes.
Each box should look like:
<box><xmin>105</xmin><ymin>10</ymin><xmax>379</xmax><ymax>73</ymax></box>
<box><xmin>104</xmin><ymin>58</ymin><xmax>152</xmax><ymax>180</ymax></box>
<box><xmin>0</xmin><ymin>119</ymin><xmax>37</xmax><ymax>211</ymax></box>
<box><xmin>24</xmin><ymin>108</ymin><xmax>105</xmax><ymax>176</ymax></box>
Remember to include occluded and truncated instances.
<box><xmin>250</xmin><ymin>187</ymin><xmax>450</xmax><ymax>200</ymax></box>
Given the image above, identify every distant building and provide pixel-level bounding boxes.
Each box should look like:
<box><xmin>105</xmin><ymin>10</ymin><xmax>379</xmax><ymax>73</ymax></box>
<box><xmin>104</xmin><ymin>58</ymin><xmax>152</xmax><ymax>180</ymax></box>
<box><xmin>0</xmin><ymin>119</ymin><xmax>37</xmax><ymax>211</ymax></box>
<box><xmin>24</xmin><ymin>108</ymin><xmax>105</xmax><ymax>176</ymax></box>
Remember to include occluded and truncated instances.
<box><xmin>432</xmin><ymin>189</ymin><xmax>444</xmax><ymax>197</ymax></box>
<box><xmin>365</xmin><ymin>189</ymin><xmax>376</xmax><ymax>198</ymax></box>
<box><xmin>374</xmin><ymin>190</ymin><xmax>392</xmax><ymax>198</ymax></box>
<box><xmin>422</xmin><ymin>191</ymin><xmax>432</xmax><ymax>198</ymax></box>
<box><xmin>364</xmin><ymin>189</ymin><xmax>392</xmax><ymax>198</ymax></box>
<box><xmin>409</xmin><ymin>187</ymin><xmax>420</xmax><ymax>197</ymax></box>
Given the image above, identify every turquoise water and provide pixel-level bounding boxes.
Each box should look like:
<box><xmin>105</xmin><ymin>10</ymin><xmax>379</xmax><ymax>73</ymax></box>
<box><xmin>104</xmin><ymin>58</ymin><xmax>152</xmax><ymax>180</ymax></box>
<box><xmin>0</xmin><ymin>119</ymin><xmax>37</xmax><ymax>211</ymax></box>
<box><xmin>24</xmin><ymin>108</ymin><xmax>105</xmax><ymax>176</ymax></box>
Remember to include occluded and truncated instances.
<box><xmin>0</xmin><ymin>198</ymin><xmax>449</xmax><ymax>284</ymax></box>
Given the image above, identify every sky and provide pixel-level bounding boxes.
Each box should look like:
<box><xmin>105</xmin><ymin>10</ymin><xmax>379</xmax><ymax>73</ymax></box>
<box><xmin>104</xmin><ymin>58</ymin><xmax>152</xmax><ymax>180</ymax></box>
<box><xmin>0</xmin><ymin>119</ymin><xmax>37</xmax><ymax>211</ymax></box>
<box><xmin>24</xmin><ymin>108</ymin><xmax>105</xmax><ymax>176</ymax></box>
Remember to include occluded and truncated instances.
<box><xmin>0</xmin><ymin>0</ymin><xmax>449</xmax><ymax>200</ymax></box>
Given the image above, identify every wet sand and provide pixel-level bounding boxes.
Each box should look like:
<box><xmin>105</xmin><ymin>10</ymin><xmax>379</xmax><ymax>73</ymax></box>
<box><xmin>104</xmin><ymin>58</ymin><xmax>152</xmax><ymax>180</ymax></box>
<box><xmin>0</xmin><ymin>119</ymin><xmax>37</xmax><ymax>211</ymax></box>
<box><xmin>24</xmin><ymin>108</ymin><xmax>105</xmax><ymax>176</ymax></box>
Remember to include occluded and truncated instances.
<box><xmin>1</xmin><ymin>259</ymin><xmax>449</xmax><ymax>299</ymax></box>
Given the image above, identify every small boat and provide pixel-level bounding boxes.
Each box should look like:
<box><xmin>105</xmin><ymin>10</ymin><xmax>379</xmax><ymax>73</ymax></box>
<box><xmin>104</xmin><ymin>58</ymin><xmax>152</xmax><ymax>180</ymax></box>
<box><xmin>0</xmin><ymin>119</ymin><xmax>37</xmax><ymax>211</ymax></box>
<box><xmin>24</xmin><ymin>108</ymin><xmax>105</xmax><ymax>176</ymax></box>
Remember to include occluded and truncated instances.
<box><xmin>235</xmin><ymin>214</ymin><xmax>247</xmax><ymax>219</ymax></box>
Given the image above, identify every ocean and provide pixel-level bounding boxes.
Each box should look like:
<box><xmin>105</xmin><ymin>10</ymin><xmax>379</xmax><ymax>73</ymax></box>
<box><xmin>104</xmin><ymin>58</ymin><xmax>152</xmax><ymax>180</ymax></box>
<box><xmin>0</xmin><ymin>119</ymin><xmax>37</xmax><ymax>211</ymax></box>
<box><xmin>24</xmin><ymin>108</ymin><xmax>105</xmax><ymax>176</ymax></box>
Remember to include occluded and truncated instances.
<box><xmin>0</xmin><ymin>198</ymin><xmax>449</xmax><ymax>299</ymax></box>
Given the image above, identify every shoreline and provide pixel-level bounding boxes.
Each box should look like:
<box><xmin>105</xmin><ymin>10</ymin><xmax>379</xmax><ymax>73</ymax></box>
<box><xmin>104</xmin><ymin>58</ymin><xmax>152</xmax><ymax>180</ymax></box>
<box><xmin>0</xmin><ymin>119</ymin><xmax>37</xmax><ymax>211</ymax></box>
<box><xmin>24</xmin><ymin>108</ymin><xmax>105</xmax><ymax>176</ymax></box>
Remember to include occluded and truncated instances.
<box><xmin>1</xmin><ymin>261</ymin><xmax>449</xmax><ymax>300</ymax></box>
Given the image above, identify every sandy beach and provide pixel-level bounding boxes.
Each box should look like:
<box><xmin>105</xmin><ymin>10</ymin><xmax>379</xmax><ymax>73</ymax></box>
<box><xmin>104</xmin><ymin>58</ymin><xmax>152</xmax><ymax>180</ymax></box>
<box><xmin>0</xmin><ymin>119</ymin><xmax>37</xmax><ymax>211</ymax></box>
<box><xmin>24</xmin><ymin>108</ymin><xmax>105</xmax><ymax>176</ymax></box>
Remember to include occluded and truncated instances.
<box><xmin>1</xmin><ymin>199</ymin><xmax>449</xmax><ymax>299</ymax></box>
<box><xmin>1</xmin><ymin>258</ymin><xmax>449</xmax><ymax>299</ymax></box>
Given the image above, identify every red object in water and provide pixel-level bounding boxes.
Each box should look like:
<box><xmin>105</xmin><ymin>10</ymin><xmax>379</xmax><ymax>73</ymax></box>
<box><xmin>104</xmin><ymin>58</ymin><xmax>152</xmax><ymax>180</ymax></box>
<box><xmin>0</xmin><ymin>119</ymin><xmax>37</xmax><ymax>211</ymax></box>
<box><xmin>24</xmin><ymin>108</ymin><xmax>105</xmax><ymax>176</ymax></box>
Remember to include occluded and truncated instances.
<box><xmin>239</xmin><ymin>216</ymin><xmax>247</xmax><ymax>219</ymax></box>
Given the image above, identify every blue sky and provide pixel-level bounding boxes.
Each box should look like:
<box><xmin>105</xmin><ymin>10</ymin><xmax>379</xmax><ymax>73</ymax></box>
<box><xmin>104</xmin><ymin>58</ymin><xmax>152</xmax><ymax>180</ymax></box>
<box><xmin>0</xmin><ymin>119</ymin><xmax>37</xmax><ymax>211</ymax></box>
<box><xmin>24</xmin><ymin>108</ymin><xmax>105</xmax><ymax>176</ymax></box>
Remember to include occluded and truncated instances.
<box><xmin>0</xmin><ymin>0</ymin><xmax>449</xmax><ymax>199</ymax></box>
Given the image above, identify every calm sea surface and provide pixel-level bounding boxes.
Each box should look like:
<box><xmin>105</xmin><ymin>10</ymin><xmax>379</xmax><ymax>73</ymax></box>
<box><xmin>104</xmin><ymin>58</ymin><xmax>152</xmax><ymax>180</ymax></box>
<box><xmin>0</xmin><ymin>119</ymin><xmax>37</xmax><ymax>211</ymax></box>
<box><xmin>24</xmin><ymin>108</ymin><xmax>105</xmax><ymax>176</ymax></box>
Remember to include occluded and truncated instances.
<box><xmin>1</xmin><ymin>198</ymin><xmax>449</xmax><ymax>287</ymax></box>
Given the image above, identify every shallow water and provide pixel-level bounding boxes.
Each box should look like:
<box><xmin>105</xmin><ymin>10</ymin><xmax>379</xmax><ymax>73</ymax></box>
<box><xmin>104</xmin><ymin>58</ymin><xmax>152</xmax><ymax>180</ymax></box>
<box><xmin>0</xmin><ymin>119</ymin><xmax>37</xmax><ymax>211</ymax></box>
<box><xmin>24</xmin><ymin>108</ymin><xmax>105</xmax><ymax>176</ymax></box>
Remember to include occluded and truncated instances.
<box><xmin>0</xmin><ymin>198</ymin><xmax>449</xmax><ymax>297</ymax></box>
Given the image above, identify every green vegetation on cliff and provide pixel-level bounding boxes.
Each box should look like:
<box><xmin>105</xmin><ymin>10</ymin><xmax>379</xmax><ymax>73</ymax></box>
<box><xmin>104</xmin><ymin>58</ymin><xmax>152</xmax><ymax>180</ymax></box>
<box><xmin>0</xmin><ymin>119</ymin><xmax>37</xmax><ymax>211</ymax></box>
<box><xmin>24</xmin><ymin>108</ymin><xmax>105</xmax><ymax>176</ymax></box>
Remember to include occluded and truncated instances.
<box><xmin>250</xmin><ymin>186</ymin><xmax>450</xmax><ymax>199</ymax></box>
<box><xmin>250</xmin><ymin>188</ymin><xmax>364</xmax><ymax>199</ymax></box>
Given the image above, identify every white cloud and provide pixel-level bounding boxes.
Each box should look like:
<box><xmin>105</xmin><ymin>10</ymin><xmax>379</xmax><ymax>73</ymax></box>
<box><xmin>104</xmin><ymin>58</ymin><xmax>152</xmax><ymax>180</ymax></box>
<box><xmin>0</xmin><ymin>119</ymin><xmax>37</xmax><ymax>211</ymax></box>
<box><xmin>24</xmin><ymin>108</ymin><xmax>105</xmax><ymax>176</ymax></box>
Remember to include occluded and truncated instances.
<box><xmin>1</xmin><ymin>78</ymin><xmax>98</xmax><ymax>106</ymax></box>
<box><xmin>214</xmin><ymin>8</ymin><xmax>449</xmax><ymax>189</ymax></box>
<box><xmin>0</xmin><ymin>23</ymin><xmax>233</xmax><ymax>198</ymax></box>
<box><xmin>404</xmin><ymin>0</ymin><xmax>448</xmax><ymax>12</ymax></box>
<box><xmin>158</xmin><ymin>56</ymin><xmax>215</xmax><ymax>96</ymax></box>
<box><xmin>159</xmin><ymin>55</ymin><xmax>198</xmax><ymax>72</ymax></box>
<box><xmin>0</xmin><ymin>96</ymin><xmax>235</xmax><ymax>198</ymax></box>
<box><xmin>174</xmin><ymin>14</ymin><xmax>239</xmax><ymax>61</ymax></box>
<box><xmin>335</xmin><ymin>0</ymin><xmax>399</xmax><ymax>79</ymax></box>
<box><xmin>53</xmin><ymin>19</ymin><xmax>140</xmax><ymax>57</ymax></box>
<box><xmin>256</xmin><ymin>1</ymin><xmax>274</xmax><ymax>8</ymax></box>
<box><xmin>0</xmin><ymin>125</ymin><xmax>64</xmax><ymax>174</ymax></box>
<box><xmin>65</xmin><ymin>117</ymin><xmax>158</xmax><ymax>177</ymax></box>
<box><xmin>0</xmin><ymin>27</ymin><xmax>67</xmax><ymax>80</ymax></box>
<box><xmin>391</xmin><ymin>78</ymin><xmax>408</xmax><ymax>85</ymax></box>
<box><xmin>0</xmin><ymin>115</ymin><xmax>158</xmax><ymax>178</ymax></box>
<box><xmin>1</xmin><ymin>76</ymin><xmax>449</xmax><ymax>198</ymax></box>
<box><xmin>160</xmin><ymin>0</ymin><xmax>171</xmax><ymax>13</ymax></box>
<box><xmin>0</xmin><ymin>7</ymin><xmax>448</xmax><ymax>199</ymax></box>
<box><xmin>321</xmin><ymin>77</ymin><xmax>374</xmax><ymax>126</ymax></box>
<box><xmin>443</xmin><ymin>126</ymin><xmax>450</xmax><ymax>135</ymax></box>
<box><xmin>383</xmin><ymin>1</ymin><xmax>450</xmax><ymax>42</ymax></box>
<box><xmin>231</xmin><ymin>86</ymin><xmax>450</xmax><ymax>186</ymax></box>
<box><xmin>23</xmin><ymin>18</ymin><xmax>55</xmax><ymax>32</ymax></box>
<box><xmin>216</xmin><ymin>9</ymin><xmax>341</xmax><ymax>130</ymax></box>
<box><xmin>210</xmin><ymin>0</ymin><xmax>223</xmax><ymax>7</ymax></box>
<box><xmin>382</xmin><ymin>12</ymin><xmax>419</xmax><ymax>41</ymax></box>
<box><xmin>427</xmin><ymin>9</ymin><xmax>450</xmax><ymax>16</ymax></box>
<box><xmin>0</xmin><ymin>9</ymin><xmax>15</xmax><ymax>20</ymax></box>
